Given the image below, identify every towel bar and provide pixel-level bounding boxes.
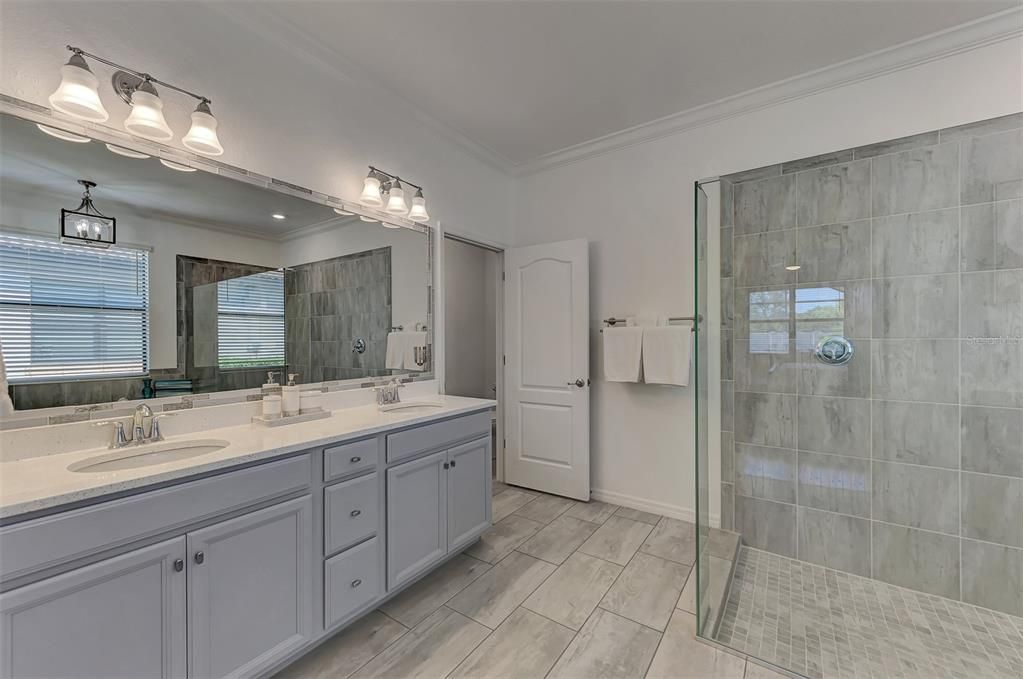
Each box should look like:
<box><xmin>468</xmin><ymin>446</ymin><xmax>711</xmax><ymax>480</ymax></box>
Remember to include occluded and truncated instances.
<box><xmin>600</xmin><ymin>315</ymin><xmax>701</xmax><ymax>332</ymax></box>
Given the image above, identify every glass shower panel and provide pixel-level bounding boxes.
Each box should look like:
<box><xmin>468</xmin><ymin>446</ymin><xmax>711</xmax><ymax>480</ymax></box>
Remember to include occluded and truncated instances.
<box><xmin>694</xmin><ymin>182</ymin><xmax>710</xmax><ymax>634</ymax></box>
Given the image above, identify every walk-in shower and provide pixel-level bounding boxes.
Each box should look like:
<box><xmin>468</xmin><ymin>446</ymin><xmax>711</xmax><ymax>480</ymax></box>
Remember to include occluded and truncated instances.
<box><xmin>695</xmin><ymin>113</ymin><xmax>1023</xmax><ymax>679</ymax></box>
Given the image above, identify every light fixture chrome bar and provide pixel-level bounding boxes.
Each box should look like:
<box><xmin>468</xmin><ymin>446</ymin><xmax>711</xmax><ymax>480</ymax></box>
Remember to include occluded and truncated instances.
<box><xmin>67</xmin><ymin>45</ymin><xmax>211</xmax><ymax>104</ymax></box>
<box><xmin>368</xmin><ymin>165</ymin><xmax>423</xmax><ymax>192</ymax></box>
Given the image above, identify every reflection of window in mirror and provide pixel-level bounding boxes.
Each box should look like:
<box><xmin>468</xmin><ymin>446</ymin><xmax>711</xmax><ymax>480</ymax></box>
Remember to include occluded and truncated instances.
<box><xmin>216</xmin><ymin>271</ymin><xmax>285</xmax><ymax>370</ymax></box>
<box><xmin>748</xmin><ymin>286</ymin><xmax>846</xmax><ymax>354</ymax></box>
<box><xmin>0</xmin><ymin>232</ymin><xmax>150</xmax><ymax>382</ymax></box>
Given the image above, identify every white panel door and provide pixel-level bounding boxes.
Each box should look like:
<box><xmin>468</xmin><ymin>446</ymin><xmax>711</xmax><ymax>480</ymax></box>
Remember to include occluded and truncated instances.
<box><xmin>504</xmin><ymin>239</ymin><xmax>590</xmax><ymax>500</ymax></box>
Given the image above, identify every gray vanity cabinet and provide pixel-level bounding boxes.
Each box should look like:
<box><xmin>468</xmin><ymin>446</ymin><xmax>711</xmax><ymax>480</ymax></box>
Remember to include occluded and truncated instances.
<box><xmin>386</xmin><ymin>433</ymin><xmax>492</xmax><ymax>589</ymax></box>
<box><xmin>187</xmin><ymin>495</ymin><xmax>313</xmax><ymax>679</ymax></box>
<box><xmin>386</xmin><ymin>450</ymin><xmax>449</xmax><ymax>588</ymax></box>
<box><xmin>0</xmin><ymin>537</ymin><xmax>187</xmax><ymax>679</ymax></box>
<box><xmin>446</xmin><ymin>437</ymin><xmax>492</xmax><ymax>551</ymax></box>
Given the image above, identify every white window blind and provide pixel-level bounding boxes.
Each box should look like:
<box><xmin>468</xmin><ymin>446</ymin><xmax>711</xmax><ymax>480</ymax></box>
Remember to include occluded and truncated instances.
<box><xmin>0</xmin><ymin>232</ymin><xmax>150</xmax><ymax>383</ymax></box>
<box><xmin>217</xmin><ymin>271</ymin><xmax>285</xmax><ymax>369</ymax></box>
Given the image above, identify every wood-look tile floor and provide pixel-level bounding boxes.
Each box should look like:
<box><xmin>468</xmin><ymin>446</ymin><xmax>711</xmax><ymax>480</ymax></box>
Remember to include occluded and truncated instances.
<box><xmin>278</xmin><ymin>483</ymin><xmax>788</xmax><ymax>679</ymax></box>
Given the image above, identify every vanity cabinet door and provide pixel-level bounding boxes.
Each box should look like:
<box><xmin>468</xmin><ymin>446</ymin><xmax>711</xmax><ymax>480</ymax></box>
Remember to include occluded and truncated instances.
<box><xmin>0</xmin><ymin>537</ymin><xmax>187</xmax><ymax>679</ymax></box>
<box><xmin>386</xmin><ymin>450</ymin><xmax>448</xmax><ymax>589</ymax></box>
<box><xmin>446</xmin><ymin>436</ymin><xmax>492</xmax><ymax>551</ymax></box>
<box><xmin>187</xmin><ymin>495</ymin><xmax>313</xmax><ymax>679</ymax></box>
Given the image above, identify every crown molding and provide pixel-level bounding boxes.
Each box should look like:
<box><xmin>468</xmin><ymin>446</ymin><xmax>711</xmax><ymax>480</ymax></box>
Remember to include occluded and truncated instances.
<box><xmin>514</xmin><ymin>7</ymin><xmax>1023</xmax><ymax>176</ymax></box>
<box><xmin>207</xmin><ymin>3</ymin><xmax>516</xmax><ymax>176</ymax></box>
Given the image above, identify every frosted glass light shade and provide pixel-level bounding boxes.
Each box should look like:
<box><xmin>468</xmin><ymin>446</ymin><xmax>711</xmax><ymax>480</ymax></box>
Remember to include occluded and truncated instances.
<box><xmin>124</xmin><ymin>90</ymin><xmax>173</xmax><ymax>141</ymax></box>
<box><xmin>49</xmin><ymin>58</ymin><xmax>109</xmax><ymax>123</ymax></box>
<box><xmin>105</xmin><ymin>143</ymin><xmax>150</xmax><ymax>159</ymax></box>
<box><xmin>360</xmin><ymin>176</ymin><xmax>383</xmax><ymax>207</ymax></box>
<box><xmin>37</xmin><ymin>124</ymin><xmax>91</xmax><ymax>143</ymax></box>
<box><xmin>385</xmin><ymin>186</ymin><xmax>408</xmax><ymax>216</ymax></box>
<box><xmin>408</xmin><ymin>193</ymin><xmax>429</xmax><ymax>222</ymax></box>
<box><xmin>182</xmin><ymin>107</ymin><xmax>223</xmax><ymax>156</ymax></box>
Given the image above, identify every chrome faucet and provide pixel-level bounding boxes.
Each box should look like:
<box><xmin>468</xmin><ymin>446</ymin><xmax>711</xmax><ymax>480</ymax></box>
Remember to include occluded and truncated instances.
<box><xmin>94</xmin><ymin>405</ymin><xmax>172</xmax><ymax>449</ymax></box>
<box><xmin>375</xmin><ymin>379</ymin><xmax>405</xmax><ymax>406</ymax></box>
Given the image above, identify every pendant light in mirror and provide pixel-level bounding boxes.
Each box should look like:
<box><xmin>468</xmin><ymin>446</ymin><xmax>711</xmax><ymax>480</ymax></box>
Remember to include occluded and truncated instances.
<box><xmin>48</xmin><ymin>52</ymin><xmax>109</xmax><ymax>123</ymax></box>
<box><xmin>182</xmin><ymin>100</ymin><xmax>223</xmax><ymax>156</ymax></box>
<box><xmin>60</xmin><ymin>180</ymin><xmax>116</xmax><ymax>247</ymax></box>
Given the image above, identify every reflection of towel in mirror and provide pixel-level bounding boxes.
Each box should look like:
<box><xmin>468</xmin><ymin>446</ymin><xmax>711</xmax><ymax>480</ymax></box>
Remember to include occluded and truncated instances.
<box><xmin>0</xmin><ymin>342</ymin><xmax>14</xmax><ymax>415</ymax></box>
<box><xmin>385</xmin><ymin>332</ymin><xmax>408</xmax><ymax>370</ymax></box>
<box><xmin>403</xmin><ymin>331</ymin><xmax>428</xmax><ymax>371</ymax></box>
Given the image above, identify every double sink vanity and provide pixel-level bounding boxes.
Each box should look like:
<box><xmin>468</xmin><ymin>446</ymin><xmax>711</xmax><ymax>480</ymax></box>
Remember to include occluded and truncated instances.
<box><xmin>0</xmin><ymin>393</ymin><xmax>495</xmax><ymax>679</ymax></box>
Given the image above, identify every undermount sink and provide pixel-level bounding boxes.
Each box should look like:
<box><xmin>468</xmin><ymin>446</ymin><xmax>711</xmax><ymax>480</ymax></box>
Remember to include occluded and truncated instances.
<box><xmin>68</xmin><ymin>439</ymin><xmax>230</xmax><ymax>473</ymax></box>
<box><xmin>379</xmin><ymin>400</ymin><xmax>444</xmax><ymax>414</ymax></box>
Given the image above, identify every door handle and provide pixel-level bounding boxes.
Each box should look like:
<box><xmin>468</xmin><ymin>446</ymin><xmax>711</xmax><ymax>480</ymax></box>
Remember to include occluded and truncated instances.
<box><xmin>567</xmin><ymin>379</ymin><xmax>585</xmax><ymax>388</ymax></box>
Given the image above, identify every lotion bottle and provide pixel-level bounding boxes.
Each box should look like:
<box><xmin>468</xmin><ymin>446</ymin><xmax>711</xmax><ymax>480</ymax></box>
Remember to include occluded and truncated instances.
<box><xmin>282</xmin><ymin>373</ymin><xmax>300</xmax><ymax>417</ymax></box>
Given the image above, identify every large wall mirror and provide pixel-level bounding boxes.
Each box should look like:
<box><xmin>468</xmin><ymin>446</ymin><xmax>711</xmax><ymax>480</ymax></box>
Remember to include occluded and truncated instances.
<box><xmin>0</xmin><ymin>111</ymin><xmax>432</xmax><ymax>424</ymax></box>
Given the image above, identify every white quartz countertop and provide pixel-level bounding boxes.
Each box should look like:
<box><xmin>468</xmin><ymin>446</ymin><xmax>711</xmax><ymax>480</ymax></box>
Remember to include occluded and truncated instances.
<box><xmin>0</xmin><ymin>396</ymin><xmax>495</xmax><ymax>521</ymax></box>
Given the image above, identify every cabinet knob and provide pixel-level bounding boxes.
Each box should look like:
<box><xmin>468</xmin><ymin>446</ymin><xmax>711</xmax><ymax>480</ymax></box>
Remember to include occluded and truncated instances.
<box><xmin>350</xmin><ymin>509</ymin><xmax>362</xmax><ymax>517</ymax></box>
<box><xmin>351</xmin><ymin>579</ymin><xmax>362</xmax><ymax>588</ymax></box>
<box><xmin>450</xmin><ymin>460</ymin><xmax>457</xmax><ymax>468</ymax></box>
<box><xmin>194</xmin><ymin>551</ymin><xmax>205</xmax><ymax>565</ymax></box>
<box><xmin>173</xmin><ymin>559</ymin><xmax>184</xmax><ymax>572</ymax></box>
<box><xmin>350</xmin><ymin>456</ymin><xmax>362</xmax><ymax>464</ymax></box>
<box><xmin>443</xmin><ymin>462</ymin><xmax>450</xmax><ymax>470</ymax></box>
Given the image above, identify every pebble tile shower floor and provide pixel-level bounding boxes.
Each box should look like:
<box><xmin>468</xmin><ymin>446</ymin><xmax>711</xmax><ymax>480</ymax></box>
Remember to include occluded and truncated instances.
<box><xmin>716</xmin><ymin>547</ymin><xmax>1023</xmax><ymax>679</ymax></box>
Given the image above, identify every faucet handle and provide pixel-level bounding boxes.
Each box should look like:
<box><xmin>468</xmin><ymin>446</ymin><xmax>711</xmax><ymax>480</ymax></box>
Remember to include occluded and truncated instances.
<box><xmin>149</xmin><ymin>413</ymin><xmax>175</xmax><ymax>442</ymax></box>
<box><xmin>93</xmin><ymin>419</ymin><xmax>131</xmax><ymax>448</ymax></box>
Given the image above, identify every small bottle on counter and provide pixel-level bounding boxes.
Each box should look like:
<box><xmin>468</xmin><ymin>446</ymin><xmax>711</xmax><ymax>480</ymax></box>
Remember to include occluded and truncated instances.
<box><xmin>262</xmin><ymin>393</ymin><xmax>282</xmax><ymax>419</ymax></box>
<box><xmin>261</xmin><ymin>371</ymin><xmax>281</xmax><ymax>397</ymax></box>
<box><xmin>282</xmin><ymin>373</ymin><xmax>300</xmax><ymax>417</ymax></box>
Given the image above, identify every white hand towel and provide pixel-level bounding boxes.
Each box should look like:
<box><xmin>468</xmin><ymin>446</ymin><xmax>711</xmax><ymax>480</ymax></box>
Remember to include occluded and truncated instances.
<box><xmin>603</xmin><ymin>326</ymin><xmax>644</xmax><ymax>382</ymax></box>
<box><xmin>385</xmin><ymin>332</ymin><xmax>408</xmax><ymax>370</ymax></box>
<box><xmin>403</xmin><ymin>331</ymin><xmax>429</xmax><ymax>371</ymax></box>
<box><xmin>0</xmin><ymin>341</ymin><xmax>13</xmax><ymax>415</ymax></box>
<box><xmin>642</xmin><ymin>326</ymin><xmax>692</xmax><ymax>386</ymax></box>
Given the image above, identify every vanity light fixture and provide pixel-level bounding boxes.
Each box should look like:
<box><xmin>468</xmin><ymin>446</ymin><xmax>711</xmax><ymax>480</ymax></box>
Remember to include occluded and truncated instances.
<box><xmin>333</xmin><ymin>208</ymin><xmax>353</xmax><ymax>216</ymax></box>
<box><xmin>36</xmin><ymin>124</ymin><xmax>91</xmax><ymax>143</ymax></box>
<box><xmin>364</xmin><ymin>166</ymin><xmax>431</xmax><ymax>223</ymax></box>
<box><xmin>47</xmin><ymin>46</ymin><xmax>224</xmax><ymax>154</ymax></box>
<box><xmin>785</xmin><ymin>264</ymin><xmax>801</xmax><ymax>271</ymax></box>
<box><xmin>160</xmin><ymin>159</ymin><xmax>196</xmax><ymax>172</ymax></box>
<box><xmin>381</xmin><ymin>222</ymin><xmax>401</xmax><ymax>229</ymax></box>
<box><xmin>60</xmin><ymin>180</ymin><xmax>116</xmax><ymax>247</ymax></box>
<box><xmin>359</xmin><ymin>215</ymin><xmax>379</xmax><ymax>223</ymax></box>
<box><xmin>105</xmin><ymin>143</ymin><xmax>150</xmax><ymax>159</ymax></box>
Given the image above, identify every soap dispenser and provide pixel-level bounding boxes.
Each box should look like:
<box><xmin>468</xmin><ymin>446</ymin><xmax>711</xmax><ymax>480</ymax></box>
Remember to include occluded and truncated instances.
<box><xmin>282</xmin><ymin>373</ymin><xmax>300</xmax><ymax>417</ymax></box>
<box><xmin>261</xmin><ymin>371</ymin><xmax>281</xmax><ymax>397</ymax></box>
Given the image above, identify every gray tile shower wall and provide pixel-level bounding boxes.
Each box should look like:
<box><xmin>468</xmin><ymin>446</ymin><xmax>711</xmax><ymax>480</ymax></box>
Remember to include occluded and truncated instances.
<box><xmin>285</xmin><ymin>247</ymin><xmax>392</xmax><ymax>382</ymax></box>
<box><xmin>719</xmin><ymin>112</ymin><xmax>1023</xmax><ymax>617</ymax></box>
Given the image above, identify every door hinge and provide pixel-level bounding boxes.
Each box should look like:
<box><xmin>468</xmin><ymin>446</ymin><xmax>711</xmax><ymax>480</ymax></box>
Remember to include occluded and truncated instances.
<box><xmin>503</xmin><ymin>438</ymin><xmax>506</xmax><ymax>449</ymax></box>
<box><xmin>502</xmin><ymin>355</ymin><xmax>506</xmax><ymax>365</ymax></box>
<box><xmin>502</xmin><ymin>271</ymin><xmax>506</xmax><ymax>281</ymax></box>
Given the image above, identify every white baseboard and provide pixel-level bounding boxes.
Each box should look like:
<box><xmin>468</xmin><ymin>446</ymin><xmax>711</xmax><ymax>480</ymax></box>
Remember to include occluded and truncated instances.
<box><xmin>590</xmin><ymin>488</ymin><xmax>720</xmax><ymax>528</ymax></box>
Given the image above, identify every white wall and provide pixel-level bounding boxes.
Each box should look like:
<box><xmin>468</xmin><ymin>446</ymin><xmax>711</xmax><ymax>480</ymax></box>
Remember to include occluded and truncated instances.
<box><xmin>443</xmin><ymin>239</ymin><xmax>498</xmax><ymax>399</ymax></box>
<box><xmin>0</xmin><ymin>1</ymin><xmax>512</xmax><ymax>246</ymax></box>
<box><xmin>512</xmin><ymin>37</ymin><xmax>1023</xmax><ymax>519</ymax></box>
<box><xmin>282</xmin><ymin>222</ymin><xmax>430</xmax><ymax>331</ymax></box>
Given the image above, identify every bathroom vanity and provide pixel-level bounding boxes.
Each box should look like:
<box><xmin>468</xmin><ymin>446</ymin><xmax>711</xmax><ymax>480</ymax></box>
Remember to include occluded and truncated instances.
<box><xmin>0</xmin><ymin>397</ymin><xmax>494</xmax><ymax>679</ymax></box>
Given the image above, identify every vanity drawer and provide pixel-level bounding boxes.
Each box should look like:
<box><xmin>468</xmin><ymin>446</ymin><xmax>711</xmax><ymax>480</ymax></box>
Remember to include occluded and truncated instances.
<box><xmin>1</xmin><ymin>454</ymin><xmax>311</xmax><ymax>583</ymax></box>
<box><xmin>386</xmin><ymin>411</ymin><xmax>492</xmax><ymax>464</ymax></box>
<box><xmin>324</xmin><ymin>473</ymin><xmax>379</xmax><ymax>555</ymax></box>
<box><xmin>324</xmin><ymin>537</ymin><xmax>382</xmax><ymax>629</ymax></box>
<box><xmin>323</xmin><ymin>437</ymin><xmax>379</xmax><ymax>482</ymax></box>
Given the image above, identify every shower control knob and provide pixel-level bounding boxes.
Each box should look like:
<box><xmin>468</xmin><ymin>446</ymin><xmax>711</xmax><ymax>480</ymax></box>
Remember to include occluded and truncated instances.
<box><xmin>814</xmin><ymin>336</ymin><xmax>854</xmax><ymax>366</ymax></box>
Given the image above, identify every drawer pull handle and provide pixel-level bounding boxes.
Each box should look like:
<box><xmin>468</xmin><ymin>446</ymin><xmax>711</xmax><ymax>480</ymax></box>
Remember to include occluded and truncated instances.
<box><xmin>350</xmin><ymin>456</ymin><xmax>362</xmax><ymax>463</ymax></box>
<box><xmin>173</xmin><ymin>559</ymin><xmax>184</xmax><ymax>572</ymax></box>
<box><xmin>450</xmin><ymin>460</ymin><xmax>457</xmax><ymax>468</ymax></box>
<box><xmin>351</xmin><ymin>579</ymin><xmax>362</xmax><ymax>588</ymax></box>
<box><xmin>194</xmin><ymin>551</ymin><xmax>205</xmax><ymax>565</ymax></box>
<box><xmin>350</xmin><ymin>509</ymin><xmax>362</xmax><ymax>517</ymax></box>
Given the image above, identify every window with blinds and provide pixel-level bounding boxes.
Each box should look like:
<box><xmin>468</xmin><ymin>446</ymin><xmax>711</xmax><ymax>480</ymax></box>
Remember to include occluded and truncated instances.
<box><xmin>0</xmin><ymin>232</ymin><xmax>150</xmax><ymax>383</ymax></box>
<box><xmin>217</xmin><ymin>271</ymin><xmax>285</xmax><ymax>369</ymax></box>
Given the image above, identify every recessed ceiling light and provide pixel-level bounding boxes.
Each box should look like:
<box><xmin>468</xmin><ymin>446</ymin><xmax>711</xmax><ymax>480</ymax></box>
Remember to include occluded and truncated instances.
<box><xmin>105</xmin><ymin>143</ymin><xmax>150</xmax><ymax>159</ymax></box>
<box><xmin>359</xmin><ymin>216</ymin><xmax>378</xmax><ymax>223</ymax></box>
<box><xmin>159</xmin><ymin>159</ymin><xmax>196</xmax><ymax>172</ymax></box>
<box><xmin>272</xmin><ymin>213</ymin><xmax>286</xmax><ymax>220</ymax></box>
<box><xmin>37</xmin><ymin>124</ymin><xmax>91</xmax><ymax>143</ymax></box>
<box><xmin>785</xmin><ymin>264</ymin><xmax>801</xmax><ymax>271</ymax></box>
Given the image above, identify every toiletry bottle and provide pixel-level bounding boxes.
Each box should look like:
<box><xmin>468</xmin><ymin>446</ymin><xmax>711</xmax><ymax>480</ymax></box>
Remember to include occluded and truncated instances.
<box><xmin>262</xmin><ymin>371</ymin><xmax>281</xmax><ymax>397</ymax></box>
<box><xmin>262</xmin><ymin>393</ymin><xmax>282</xmax><ymax>419</ymax></box>
<box><xmin>282</xmin><ymin>373</ymin><xmax>300</xmax><ymax>417</ymax></box>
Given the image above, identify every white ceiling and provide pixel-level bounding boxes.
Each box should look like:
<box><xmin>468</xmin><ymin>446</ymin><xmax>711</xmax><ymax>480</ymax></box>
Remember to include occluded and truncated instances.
<box><xmin>0</xmin><ymin>114</ymin><xmax>347</xmax><ymax>238</ymax></box>
<box><xmin>260</xmin><ymin>0</ymin><xmax>1017</xmax><ymax>166</ymax></box>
